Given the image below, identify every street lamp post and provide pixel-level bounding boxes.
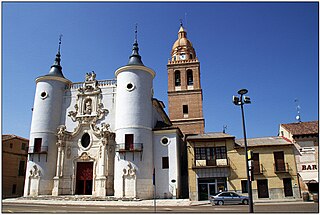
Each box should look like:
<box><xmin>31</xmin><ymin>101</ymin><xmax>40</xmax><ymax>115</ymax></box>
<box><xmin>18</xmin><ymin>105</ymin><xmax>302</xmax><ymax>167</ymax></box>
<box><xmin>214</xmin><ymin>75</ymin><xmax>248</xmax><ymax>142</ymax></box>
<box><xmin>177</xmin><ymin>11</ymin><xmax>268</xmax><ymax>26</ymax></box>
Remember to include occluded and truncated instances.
<box><xmin>233</xmin><ymin>89</ymin><xmax>254</xmax><ymax>213</ymax></box>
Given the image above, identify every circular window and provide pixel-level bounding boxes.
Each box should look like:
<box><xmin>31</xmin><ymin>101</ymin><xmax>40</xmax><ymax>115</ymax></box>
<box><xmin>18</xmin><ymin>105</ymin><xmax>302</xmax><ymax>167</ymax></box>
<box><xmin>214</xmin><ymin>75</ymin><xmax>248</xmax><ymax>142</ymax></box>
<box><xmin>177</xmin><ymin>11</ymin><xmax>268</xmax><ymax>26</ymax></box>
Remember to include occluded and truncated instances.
<box><xmin>126</xmin><ymin>82</ymin><xmax>135</xmax><ymax>91</ymax></box>
<box><xmin>40</xmin><ymin>91</ymin><xmax>48</xmax><ymax>99</ymax></box>
<box><xmin>160</xmin><ymin>136</ymin><xmax>170</xmax><ymax>146</ymax></box>
<box><xmin>81</xmin><ymin>133</ymin><xmax>91</xmax><ymax>148</ymax></box>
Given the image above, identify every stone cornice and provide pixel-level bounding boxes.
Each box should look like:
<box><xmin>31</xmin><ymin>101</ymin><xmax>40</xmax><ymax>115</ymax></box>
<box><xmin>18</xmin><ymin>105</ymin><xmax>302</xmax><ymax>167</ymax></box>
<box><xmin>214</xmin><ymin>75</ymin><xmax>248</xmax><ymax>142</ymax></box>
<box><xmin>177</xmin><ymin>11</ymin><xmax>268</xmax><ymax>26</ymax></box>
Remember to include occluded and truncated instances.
<box><xmin>36</xmin><ymin>75</ymin><xmax>71</xmax><ymax>84</ymax></box>
<box><xmin>115</xmin><ymin>65</ymin><xmax>156</xmax><ymax>78</ymax></box>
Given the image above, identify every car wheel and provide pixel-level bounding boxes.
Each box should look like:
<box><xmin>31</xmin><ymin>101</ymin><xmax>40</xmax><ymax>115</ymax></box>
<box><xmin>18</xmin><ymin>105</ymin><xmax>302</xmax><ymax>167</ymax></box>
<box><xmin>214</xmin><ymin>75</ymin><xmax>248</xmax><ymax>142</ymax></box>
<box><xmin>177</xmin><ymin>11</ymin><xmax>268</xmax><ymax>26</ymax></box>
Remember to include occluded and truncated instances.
<box><xmin>242</xmin><ymin>199</ymin><xmax>249</xmax><ymax>205</ymax></box>
<box><xmin>217</xmin><ymin>200</ymin><xmax>224</xmax><ymax>205</ymax></box>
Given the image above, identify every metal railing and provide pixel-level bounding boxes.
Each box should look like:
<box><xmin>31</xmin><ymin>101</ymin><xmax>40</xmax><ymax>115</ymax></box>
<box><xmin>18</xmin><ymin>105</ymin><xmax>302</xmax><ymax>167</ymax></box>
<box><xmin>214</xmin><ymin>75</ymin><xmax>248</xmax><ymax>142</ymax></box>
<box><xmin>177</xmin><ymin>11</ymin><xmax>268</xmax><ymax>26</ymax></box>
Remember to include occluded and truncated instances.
<box><xmin>27</xmin><ymin>146</ymin><xmax>48</xmax><ymax>154</ymax></box>
<box><xmin>115</xmin><ymin>143</ymin><xmax>143</xmax><ymax>152</ymax></box>
<box><xmin>193</xmin><ymin>157</ymin><xmax>230</xmax><ymax>168</ymax></box>
<box><xmin>253</xmin><ymin>164</ymin><xmax>264</xmax><ymax>174</ymax></box>
<box><xmin>65</xmin><ymin>79</ymin><xmax>117</xmax><ymax>90</ymax></box>
<box><xmin>274</xmin><ymin>162</ymin><xmax>289</xmax><ymax>173</ymax></box>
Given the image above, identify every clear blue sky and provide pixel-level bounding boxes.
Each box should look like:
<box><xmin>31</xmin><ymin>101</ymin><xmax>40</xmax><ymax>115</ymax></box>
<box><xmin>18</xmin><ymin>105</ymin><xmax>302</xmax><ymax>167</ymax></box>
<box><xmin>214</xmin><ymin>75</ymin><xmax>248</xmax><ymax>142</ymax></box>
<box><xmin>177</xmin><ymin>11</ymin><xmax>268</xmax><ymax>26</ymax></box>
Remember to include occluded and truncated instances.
<box><xmin>2</xmin><ymin>2</ymin><xmax>318</xmax><ymax>139</ymax></box>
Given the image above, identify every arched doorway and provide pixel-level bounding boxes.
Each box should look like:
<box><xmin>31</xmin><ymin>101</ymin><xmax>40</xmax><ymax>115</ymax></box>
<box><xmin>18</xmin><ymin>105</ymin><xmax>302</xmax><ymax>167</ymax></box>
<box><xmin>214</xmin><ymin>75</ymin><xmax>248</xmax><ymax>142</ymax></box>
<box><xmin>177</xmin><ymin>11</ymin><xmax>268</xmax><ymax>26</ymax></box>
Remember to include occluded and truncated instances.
<box><xmin>76</xmin><ymin>162</ymin><xmax>93</xmax><ymax>195</ymax></box>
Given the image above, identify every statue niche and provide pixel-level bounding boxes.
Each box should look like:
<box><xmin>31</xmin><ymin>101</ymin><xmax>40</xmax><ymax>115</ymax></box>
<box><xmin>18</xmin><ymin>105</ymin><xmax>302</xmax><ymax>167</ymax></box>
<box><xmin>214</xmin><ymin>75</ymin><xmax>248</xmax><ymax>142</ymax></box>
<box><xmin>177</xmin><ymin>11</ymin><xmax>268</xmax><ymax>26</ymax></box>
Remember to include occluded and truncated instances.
<box><xmin>84</xmin><ymin>99</ymin><xmax>92</xmax><ymax>115</ymax></box>
<box><xmin>68</xmin><ymin>72</ymin><xmax>108</xmax><ymax>124</ymax></box>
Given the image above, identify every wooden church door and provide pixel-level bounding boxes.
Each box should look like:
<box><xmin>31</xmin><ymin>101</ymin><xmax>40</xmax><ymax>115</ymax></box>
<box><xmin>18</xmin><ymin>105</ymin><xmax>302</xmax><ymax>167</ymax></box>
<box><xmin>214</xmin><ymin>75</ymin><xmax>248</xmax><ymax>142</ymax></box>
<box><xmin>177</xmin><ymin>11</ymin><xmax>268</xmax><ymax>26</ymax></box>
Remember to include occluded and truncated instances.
<box><xmin>76</xmin><ymin>162</ymin><xmax>93</xmax><ymax>195</ymax></box>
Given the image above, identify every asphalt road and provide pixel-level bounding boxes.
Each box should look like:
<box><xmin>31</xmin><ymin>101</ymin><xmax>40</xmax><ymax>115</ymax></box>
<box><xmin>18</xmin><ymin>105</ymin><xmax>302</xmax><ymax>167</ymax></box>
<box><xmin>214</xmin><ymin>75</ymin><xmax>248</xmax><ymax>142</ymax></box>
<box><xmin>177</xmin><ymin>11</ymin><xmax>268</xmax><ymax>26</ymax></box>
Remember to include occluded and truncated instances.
<box><xmin>2</xmin><ymin>202</ymin><xmax>319</xmax><ymax>213</ymax></box>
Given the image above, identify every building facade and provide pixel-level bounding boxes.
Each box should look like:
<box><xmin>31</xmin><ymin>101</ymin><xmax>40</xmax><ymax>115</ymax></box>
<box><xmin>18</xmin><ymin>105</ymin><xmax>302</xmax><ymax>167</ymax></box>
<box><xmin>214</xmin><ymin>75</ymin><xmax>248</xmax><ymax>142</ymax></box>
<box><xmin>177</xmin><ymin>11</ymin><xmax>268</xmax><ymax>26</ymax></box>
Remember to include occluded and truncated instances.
<box><xmin>279</xmin><ymin>121</ymin><xmax>319</xmax><ymax>199</ymax></box>
<box><xmin>186</xmin><ymin>133</ymin><xmax>235</xmax><ymax>201</ymax></box>
<box><xmin>24</xmin><ymin>33</ymin><xmax>184</xmax><ymax>199</ymax></box>
<box><xmin>232</xmin><ymin>137</ymin><xmax>300</xmax><ymax>200</ymax></box>
<box><xmin>186</xmin><ymin>134</ymin><xmax>300</xmax><ymax>201</ymax></box>
<box><xmin>2</xmin><ymin>135</ymin><xmax>28</xmax><ymax>198</ymax></box>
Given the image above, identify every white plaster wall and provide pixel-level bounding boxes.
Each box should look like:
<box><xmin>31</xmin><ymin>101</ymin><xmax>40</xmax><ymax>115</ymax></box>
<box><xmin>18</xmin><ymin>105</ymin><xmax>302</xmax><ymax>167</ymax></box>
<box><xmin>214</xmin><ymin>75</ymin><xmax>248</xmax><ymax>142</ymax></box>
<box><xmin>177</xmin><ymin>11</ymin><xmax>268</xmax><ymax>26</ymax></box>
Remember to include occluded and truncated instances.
<box><xmin>115</xmin><ymin>70</ymin><xmax>153</xmax><ymax>129</ymax></box>
<box><xmin>114</xmin><ymin>67</ymin><xmax>155</xmax><ymax>199</ymax></box>
<box><xmin>25</xmin><ymin>78</ymin><xmax>68</xmax><ymax>196</ymax></box>
<box><xmin>153</xmin><ymin>131</ymin><xmax>180</xmax><ymax>198</ymax></box>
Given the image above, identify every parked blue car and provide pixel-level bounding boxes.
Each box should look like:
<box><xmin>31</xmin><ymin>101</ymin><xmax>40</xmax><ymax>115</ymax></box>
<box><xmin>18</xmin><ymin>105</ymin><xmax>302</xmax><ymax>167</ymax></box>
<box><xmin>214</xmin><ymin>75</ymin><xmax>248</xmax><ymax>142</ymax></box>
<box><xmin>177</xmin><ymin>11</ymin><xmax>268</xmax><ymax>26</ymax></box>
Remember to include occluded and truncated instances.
<box><xmin>209</xmin><ymin>191</ymin><xmax>249</xmax><ymax>205</ymax></box>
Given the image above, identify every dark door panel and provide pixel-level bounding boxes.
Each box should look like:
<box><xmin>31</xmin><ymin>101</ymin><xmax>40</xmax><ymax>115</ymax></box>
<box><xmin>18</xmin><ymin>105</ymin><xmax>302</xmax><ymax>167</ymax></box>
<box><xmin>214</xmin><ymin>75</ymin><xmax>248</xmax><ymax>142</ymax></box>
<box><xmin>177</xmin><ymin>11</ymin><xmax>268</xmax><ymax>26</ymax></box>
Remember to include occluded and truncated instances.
<box><xmin>257</xmin><ymin>179</ymin><xmax>269</xmax><ymax>198</ymax></box>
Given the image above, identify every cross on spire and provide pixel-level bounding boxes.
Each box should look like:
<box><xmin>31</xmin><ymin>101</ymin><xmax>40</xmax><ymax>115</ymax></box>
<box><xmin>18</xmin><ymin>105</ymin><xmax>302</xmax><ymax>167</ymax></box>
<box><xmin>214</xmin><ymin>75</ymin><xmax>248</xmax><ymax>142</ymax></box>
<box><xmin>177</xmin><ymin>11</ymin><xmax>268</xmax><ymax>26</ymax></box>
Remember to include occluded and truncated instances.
<box><xmin>134</xmin><ymin>23</ymin><xmax>138</xmax><ymax>43</ymax></box>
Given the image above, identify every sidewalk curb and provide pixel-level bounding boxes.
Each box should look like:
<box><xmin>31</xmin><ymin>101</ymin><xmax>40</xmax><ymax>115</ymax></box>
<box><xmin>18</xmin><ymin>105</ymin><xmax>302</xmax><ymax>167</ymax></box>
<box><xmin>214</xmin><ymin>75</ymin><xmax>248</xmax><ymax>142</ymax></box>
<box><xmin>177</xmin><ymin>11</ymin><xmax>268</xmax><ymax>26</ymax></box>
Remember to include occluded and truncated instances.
<box><xmin>2</xmin><ymin>198</ymin><xmax>313</xmax><ymax>207</ymax></box>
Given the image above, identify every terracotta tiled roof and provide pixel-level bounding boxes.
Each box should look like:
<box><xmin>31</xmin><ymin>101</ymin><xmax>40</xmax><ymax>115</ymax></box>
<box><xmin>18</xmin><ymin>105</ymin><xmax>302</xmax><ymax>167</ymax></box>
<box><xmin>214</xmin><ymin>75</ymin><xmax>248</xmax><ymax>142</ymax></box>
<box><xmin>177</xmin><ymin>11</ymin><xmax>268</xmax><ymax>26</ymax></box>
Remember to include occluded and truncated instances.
<box><xmin>281</xmin><ymin>121</ymin><xmax>319</xmax><ymax>136</ymax></box>
<box><xmin>187</xmin><ymin>132</ymin><xmax>235</xmax><ymax>140</ymax></box>
<box><xmin>235</xmin><ymin>136</ymin><xmax>292</xmax><ymax>147</ymax></box>
<box><xmin>2</xmin><ymin>134</ymin><xmax>29</xmax><ymax>142</ymax></box>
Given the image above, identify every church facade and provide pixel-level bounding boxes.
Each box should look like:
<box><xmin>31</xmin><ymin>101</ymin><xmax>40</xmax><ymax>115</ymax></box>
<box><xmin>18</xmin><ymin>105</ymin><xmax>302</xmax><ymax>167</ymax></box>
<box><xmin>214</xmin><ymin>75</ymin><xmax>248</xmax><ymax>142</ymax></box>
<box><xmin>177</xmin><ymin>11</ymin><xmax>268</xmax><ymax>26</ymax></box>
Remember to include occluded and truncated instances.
<box><xmin>24</xmin><ymin>28</ymin><xmax>184</xmax><ymax>199</ymax></box>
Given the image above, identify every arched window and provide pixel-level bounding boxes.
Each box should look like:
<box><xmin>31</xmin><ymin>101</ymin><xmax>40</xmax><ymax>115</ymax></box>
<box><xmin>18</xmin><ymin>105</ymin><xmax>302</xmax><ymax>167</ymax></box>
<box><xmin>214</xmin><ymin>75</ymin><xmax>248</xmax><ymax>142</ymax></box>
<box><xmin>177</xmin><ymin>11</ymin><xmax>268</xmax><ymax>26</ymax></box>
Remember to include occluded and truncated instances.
<box><xmin>190</xmin><ymin>53</ymin><xmax>193</xmax><ymax>59</ymax></box>
<box><xmin>187</xmin><ymin>70</ymin><xmax>193</xmax><ymax>86</ymax></box>
<box><xmin>174</xmin><ymin>70</ymin><xmax>181</xmax><ymax>86</ymax></box>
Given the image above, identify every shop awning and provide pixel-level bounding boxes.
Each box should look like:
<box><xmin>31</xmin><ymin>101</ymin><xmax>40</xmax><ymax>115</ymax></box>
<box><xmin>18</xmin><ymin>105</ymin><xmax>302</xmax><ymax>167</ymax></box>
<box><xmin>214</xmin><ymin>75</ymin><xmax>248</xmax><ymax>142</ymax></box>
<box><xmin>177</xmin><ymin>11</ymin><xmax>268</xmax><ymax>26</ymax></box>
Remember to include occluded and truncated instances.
<box><xmin>299</xmin><ymin>172</ymin><xmax>318</xmax><ymax>183</ymax></box>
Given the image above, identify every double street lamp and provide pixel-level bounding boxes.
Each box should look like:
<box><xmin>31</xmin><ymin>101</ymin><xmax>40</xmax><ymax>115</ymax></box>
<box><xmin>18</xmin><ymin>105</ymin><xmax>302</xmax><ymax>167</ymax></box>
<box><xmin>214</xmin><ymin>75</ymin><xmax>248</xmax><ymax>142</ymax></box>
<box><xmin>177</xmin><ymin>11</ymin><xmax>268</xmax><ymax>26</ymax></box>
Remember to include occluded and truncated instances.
<box><xmin>233</xmin><ymin>89</ymin><xmax>254</xmax><ymax>213</ymax></box>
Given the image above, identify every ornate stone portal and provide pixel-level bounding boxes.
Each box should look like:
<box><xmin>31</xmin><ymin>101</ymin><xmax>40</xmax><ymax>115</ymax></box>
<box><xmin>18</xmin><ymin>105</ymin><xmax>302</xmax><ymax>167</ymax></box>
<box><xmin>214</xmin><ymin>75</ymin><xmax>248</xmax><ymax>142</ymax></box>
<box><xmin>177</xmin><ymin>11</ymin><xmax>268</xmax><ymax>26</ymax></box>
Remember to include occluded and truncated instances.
<box><xmin>52</xmin><ymin>72</ymin><xmax>115</xmax><ymax>197</ymax></box>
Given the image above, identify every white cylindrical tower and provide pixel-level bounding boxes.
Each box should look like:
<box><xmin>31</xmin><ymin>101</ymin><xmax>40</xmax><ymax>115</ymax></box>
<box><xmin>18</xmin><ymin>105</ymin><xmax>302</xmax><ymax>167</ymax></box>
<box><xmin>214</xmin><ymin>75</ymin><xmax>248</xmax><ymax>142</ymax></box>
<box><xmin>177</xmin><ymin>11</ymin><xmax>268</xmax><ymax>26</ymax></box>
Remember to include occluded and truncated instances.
<box><xmin>24</xmin><ymin>46</ymin><xmax>71</xmax><ymax>196</ymax></box>
<box><xmin>114</xmin><ymin>35</ymin><xmax>156</xmax><ymax>199</ymax></box>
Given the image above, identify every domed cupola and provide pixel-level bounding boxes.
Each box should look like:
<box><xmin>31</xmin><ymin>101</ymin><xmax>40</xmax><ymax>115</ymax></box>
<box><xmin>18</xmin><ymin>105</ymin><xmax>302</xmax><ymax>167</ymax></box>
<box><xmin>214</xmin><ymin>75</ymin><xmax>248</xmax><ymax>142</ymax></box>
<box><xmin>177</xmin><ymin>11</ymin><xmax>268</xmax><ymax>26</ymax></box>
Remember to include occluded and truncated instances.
<box><xmin>170</xmin><ymin>22</ymin><xmax>196</xmax><ymax>61</ymax></box>
<box><xmin>47</xmin><ymin>35</ymin><xmax>65</xmax><ymax>78</ymax></box>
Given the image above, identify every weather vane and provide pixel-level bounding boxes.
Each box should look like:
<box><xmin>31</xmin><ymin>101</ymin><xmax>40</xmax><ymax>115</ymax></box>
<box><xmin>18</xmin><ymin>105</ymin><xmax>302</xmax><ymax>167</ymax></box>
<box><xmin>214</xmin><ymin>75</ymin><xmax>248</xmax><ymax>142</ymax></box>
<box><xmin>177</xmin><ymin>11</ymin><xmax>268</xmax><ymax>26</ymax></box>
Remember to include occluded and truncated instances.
<box><xmin>58</xmin><ymin>34</ymin><xmax>63</xmax><ymax>54</ymax></box>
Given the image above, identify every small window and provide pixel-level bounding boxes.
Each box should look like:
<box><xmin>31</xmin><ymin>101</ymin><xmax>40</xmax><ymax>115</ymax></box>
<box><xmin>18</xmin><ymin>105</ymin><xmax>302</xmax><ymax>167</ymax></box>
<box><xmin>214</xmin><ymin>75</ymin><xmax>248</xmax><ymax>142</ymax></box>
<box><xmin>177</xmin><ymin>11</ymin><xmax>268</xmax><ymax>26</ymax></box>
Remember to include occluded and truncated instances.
<box><xmin>40</xmin><ymin>91</ymin><xmax>48</xmax><ymax>99</ymax></box>
<box><xmin>10</xmin><ymin>143</ymin><xmax>13</xmax><ymax>148</ymax></box>
<box><xmin>174</xmin><ymin>71</ymin><xmax>181</xmax><ymax>86</ymax></box>
<box><xmin>34</xmin><ymin>138</ymin><xmax>42</xmax><ymax>153</ymax></box>
<box><xmin>81</xmin><ymin>133</ymin><xmax>90</xmax><ymax>148</ymax></box>
<box><xmin>21</xmin><ymin>143</ymin><xmax>26</xmax><ymax>150</ymax></box>
<box><xmin>18</xmin><ymin>160</ymin><xmax>25</xmax><ymax>176</ymax></box>
<box><xmin>126</xmin><ymin>82</ymin><xmax>135</xmax><ymax>91</ymax></box>
<box><xmin>216</xmin><ymin>146</ymin><xmax>227</xmax><ymax>159</ymax></box>
<box><xmin>12</xmin><ymin>184</ymin><xmax>17</xmax><ymax>194</ymax></box>
<box><xmin>162</xmin><ymin>157</ymin><xmax>169</xmax><ymax>169</ymax></box>
<box><xmin>160</xmin><ymin>137</ymin><xmax>170</xmax><ymax>146</ymax></box>
<box><xmin>241</xmin><ymin>180</ymin><xmax>248</xmax><ymax>193</ymax></box>
<box><xmin>190</xmin><ymin>54</ymin><xmax>193</xmax><ymax>59</ymax></box>
<box><xmin>183</xmin><ymin>105</ymin><xmax>188</xmax><ymax>114</ymax></box>
<box><xmin>187</xmin><ymin>70</ymin><xmax>193</xmax><ymax>86</ymax></box>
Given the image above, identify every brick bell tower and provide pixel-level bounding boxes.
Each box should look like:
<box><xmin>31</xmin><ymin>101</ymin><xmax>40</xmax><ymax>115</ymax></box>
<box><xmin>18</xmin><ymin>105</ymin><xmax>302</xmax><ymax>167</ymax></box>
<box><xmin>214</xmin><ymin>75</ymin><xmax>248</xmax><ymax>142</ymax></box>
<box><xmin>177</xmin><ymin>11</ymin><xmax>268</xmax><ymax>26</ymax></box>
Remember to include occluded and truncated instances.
<box><xmin>167</xmin><ymin>23</ymin><xmax>205</xmax><ymax>135</ymax></box>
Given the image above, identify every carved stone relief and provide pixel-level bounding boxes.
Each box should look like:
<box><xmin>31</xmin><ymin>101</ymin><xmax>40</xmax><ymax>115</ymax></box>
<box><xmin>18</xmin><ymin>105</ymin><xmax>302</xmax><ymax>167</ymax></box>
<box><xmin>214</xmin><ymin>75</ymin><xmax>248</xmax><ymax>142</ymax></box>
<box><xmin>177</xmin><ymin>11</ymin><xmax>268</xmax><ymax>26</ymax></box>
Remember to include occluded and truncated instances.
<box><xmin>68</xmin><ymin>72</ymin><xmax>108</xmax><ymax>124</ymax></box>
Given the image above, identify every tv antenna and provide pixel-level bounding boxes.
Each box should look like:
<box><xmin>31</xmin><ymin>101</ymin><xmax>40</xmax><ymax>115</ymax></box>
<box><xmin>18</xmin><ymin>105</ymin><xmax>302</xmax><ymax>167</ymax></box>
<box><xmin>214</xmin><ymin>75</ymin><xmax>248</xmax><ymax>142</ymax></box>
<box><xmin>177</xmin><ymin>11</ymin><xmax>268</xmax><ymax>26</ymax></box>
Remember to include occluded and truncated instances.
<box><xmin>294</xmin><ymin>98</ymin><xmax>302</xmax><ymax>122</ymax></box>
<box><xmin>223</xmin><ymin>125</ymin><xmax>227</xmax><ymax>133</ymax></box>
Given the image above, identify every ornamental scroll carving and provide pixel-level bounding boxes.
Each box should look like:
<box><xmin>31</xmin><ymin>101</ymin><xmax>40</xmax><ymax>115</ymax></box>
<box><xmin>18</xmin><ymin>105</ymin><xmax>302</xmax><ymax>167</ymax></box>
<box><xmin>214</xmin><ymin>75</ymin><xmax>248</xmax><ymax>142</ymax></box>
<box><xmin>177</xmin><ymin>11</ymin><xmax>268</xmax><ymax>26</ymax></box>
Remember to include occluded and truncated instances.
<box><xmin>30</xmin><ymin>165</ymin><xmax>41</xmax><ymax>178</ymax></box>
<box><xmin>56</xmin><ymin>125</ymin><xmax>71</xmax><ymax>147</ymax></box>
<box><xmin>90</xmin><ymin>123</ymin><xmax>115</xmax><ymax>142</ymax></box>
<box><xmin>123</xmin><ymin>162</ymin><xmax>136</xmax><ymax>176</ymax></box>
<box><xmin>68</xmin><ymin>71</ymin><xmax>108</xmax><ymax>124</ymax></box>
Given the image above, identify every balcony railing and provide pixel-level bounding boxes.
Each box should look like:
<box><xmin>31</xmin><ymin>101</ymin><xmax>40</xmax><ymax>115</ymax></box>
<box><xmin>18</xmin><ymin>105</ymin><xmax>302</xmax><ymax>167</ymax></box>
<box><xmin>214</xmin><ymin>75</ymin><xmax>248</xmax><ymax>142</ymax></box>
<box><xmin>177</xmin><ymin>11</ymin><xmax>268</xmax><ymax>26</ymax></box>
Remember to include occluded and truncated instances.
<box><xmin>27</xmin><ymin>146</ymin><xmax>48</xmax><ymax>154</ymax></box>
<box><xmin>253</xmin><ymin>164</ymin><xmax>264</xmax><ymax>175</ymax></box>
<box><xmin>115</xmin><ymin>143</ymin><xmax>143</xmax><ymax>152</ymax></box>
<box><xmin>192</xmin><ymin>157</ymin><xmax>229</xmax><ymax>169</ymax></box>
<box><xmin>274</xmin><ymin>162</ymin><xmax>290</xmax><ymax>173</ymax></box>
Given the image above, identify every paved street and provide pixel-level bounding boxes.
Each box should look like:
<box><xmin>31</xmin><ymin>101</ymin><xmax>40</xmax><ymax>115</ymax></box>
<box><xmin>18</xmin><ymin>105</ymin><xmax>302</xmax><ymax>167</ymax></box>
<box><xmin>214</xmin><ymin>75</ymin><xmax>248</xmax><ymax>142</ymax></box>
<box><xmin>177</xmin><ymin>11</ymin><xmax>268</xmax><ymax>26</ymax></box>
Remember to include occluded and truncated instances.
<box><xmin>2</xmin><ymin>202</ymin><xmax>318</xmax><ymax>213</ymax></box>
